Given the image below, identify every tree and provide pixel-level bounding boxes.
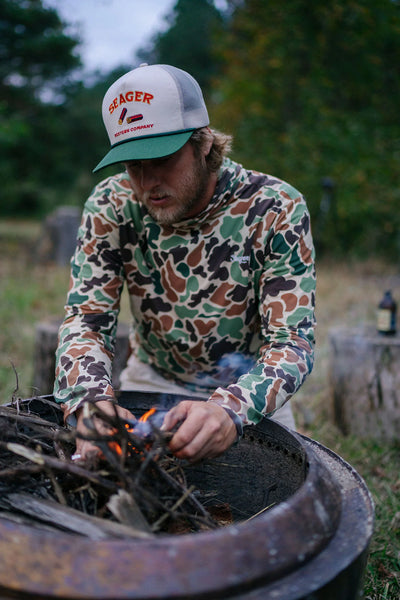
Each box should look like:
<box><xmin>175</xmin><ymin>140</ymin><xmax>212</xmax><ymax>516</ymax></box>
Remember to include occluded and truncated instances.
<box><xmin>0</xmin><ymin>0</ymin><xmax>81</xmax><ymax>99</ymax></box>
<box><xmin>137</xmin><ymin>0</ymin><xmax>225</xmax><ymax>95</ymax></box>
<box><xmin>211</xmin><ymin>0</ymin><xmax>400</xmax><ymax>258</ymax></box>
<box><xmin>0</xmin><ymin>0</ymin><xmax>82</xmax><ymax>214</ymax></box>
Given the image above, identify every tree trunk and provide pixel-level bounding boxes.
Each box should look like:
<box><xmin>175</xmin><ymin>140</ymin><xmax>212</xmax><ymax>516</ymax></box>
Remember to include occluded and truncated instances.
<box><xmin>329</xmin><ymin>326</ymin><xmax>400</xmax><ymax>440</ymax></box>
<box><xmin>33</xmin><ymin>319</ymin><xmax>130</xmax><ymax>396</ymax></box>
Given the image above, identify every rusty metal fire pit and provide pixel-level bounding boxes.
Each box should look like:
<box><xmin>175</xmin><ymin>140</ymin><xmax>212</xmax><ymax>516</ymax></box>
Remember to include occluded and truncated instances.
<box><xmin>0</xmin><ymin>391</ymin><xmax>374</xmax><ymax>600</ymax></box>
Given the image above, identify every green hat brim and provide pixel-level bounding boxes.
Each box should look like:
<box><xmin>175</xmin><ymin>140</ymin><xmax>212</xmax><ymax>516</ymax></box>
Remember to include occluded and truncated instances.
<box><xmin>93</xmin><ymin>130</ymin><xmax>194</xmax><ymax>173</ymax></box>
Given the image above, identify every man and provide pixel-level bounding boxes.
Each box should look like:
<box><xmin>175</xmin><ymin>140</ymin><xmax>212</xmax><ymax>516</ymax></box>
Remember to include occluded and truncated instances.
<box><xmin>54</xmin><ymin>64</ymin><xmax>316</xmax><ymax>461</ymax></box>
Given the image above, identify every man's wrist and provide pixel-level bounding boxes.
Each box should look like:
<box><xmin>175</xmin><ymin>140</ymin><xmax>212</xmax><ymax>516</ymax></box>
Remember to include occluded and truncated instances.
<box><xmin>222</xmin><ymin>406</ymin><xmax>244</xmax><ymax>440</ymax></box>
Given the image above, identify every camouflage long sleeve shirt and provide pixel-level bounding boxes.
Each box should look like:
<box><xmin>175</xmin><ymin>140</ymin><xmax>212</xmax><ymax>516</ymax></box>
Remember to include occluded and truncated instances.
<box><xmin>54</xmin><ymin>158</ymin><xmax>316</xmax><ymax>424</ymax></box>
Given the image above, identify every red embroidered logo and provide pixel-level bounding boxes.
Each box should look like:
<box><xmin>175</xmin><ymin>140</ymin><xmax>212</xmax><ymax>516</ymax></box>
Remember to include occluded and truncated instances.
<box><xmin>127</xmin><ymin>114</ymin><xmax>143</xmax><ymax>124</ymax></box>
<box><xmin>109</xmin><ymin>91</ymin><xmax>154</xmax><ymax>115</ymax></box>
<box><xmin>118</xmin><ymin>108</ymin><xmax>127</xmax><ymax>124</ymax></box>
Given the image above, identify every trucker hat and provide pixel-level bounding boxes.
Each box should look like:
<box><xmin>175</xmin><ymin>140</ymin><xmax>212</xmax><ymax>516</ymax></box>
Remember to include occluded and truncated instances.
<box><xmin>93</xmin><ymin>64</ymin><xmax>210</xmax><ymax>172</ymax></box>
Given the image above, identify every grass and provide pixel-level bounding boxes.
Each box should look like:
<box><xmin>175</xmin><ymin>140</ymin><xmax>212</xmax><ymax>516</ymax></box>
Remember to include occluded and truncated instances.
<box><xmin>293</xmin><ymin>258</ymin><xmax>400</xmax><ymax>600</ymax></box>
<box><xmin>0</xmin><ymin>220</ymin><xmax>399</xmax><ymax>598</ymax></box>
<box><xmin>0</xmin><ymin>220</ymin><xmax>71</xmax><ymax>398</ymax></box>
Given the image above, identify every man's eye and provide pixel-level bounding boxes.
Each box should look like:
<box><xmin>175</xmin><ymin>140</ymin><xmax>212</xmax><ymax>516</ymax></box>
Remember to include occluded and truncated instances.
<box><xmin>154</xmin><ymin>155</ymin><xmax>174</xmax><ymax>167</ymax></box>
<box><xmin>127</xmin><ymin>162</ymin><xmax>140</xmax><ymax>171</ymax></box>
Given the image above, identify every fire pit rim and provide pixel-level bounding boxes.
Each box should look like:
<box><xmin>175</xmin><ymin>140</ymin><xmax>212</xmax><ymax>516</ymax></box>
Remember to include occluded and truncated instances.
<box><xmin>0</xmin><ymin>409</ymin><xmax>346</xmax><ymax>599</ymax></box>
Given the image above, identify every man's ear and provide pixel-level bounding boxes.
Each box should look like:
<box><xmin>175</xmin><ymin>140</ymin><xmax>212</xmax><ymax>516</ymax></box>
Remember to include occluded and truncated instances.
<box><xmin>202</xmin><ymin>127</ymin><xmax>213</xmax><ymax>157</ymax></box>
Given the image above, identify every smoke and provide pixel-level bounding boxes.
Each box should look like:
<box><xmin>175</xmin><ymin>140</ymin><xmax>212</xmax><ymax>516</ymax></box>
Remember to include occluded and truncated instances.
<box><xmin>194</xmin><ymin>352</ymin><xmax>255</xmax><ymax>388</ymax></box>
<box><xmin>218</xmin><ymin>352</ymin><xmax>255</xmax><ymax>380</ymax></box>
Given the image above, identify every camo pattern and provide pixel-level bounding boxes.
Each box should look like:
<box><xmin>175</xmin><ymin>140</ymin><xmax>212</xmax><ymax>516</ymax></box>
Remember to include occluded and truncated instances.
<box><xmin>54</xmin><ymin>158</ymin><xmax>316</xmax><ymax>424</ymax></box>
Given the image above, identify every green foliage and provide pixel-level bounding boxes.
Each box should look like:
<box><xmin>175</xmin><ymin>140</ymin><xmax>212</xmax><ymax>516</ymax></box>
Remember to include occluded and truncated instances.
<box><xmin>0</xmin><ymin>221</ymin><xmax>70</xmax><ymax>397</ymax></box>
<box><xmin>0</xmin><ymin>0</ymin><xmax>80</xmax><ymax>96</ymax></box>
<box><xmin>137</xmin><ymin>0</ymin><xmax>224</xmax><ymax>94</ymax></box>
<box><xmin>210</xmin><ymin>0</ymin><xmax>400</xmax><ymax>259</ymax></box>
<box><xmin>1</xmin><ymin>0</ymin><xmax>400</xmax><ymax>259</ymax></box>
<box><xmin>0</xmin><ymin>0</ymin><xmax>83</xmax><ymax>215</ymax></box>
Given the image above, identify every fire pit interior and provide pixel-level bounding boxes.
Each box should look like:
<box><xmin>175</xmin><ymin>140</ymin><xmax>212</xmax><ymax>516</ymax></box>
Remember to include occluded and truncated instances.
<box><xmin>119</xmin><ymin>391</ymin><xmax>309</xmax><ymax>522</ymax></box>
<box><xmin>0</xmin><ymin>391</ymin><xmax>374</xmax><ymax>600</ymax></box>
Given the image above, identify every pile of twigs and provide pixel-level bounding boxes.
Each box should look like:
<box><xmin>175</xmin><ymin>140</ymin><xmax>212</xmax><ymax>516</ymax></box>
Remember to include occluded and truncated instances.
<box><xmin>0</xmin><ymin>397</ymin><xmax>222</xmax><ymax>539</ymax></box>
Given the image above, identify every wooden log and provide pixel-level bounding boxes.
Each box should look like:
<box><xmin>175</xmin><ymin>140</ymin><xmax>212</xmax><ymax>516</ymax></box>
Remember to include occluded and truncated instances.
<box><xmin>329</xmin><ymin>326</ymin><xmax>400</xmax><ymax>439</ymax></box>
<box><xmin>107</xmin><ymin>489</ymin><xmax>153</xmax><ymax>532</ymax></box>
<box><xmin>33</xmin><ymin>319</ymin><xmax>130</xmax><ymax>395</ymax></box>
<box><xmin>3</xmin><ymin>493</ymin><xmax>153</xmax><ymax>539</ymax></box>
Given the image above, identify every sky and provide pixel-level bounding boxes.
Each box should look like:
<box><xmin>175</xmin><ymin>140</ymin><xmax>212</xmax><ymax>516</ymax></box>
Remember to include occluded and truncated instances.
<box><xmin>43</xmin><ymin>0</ymin><xmax>177</xmax><ymax>73</ymax></box>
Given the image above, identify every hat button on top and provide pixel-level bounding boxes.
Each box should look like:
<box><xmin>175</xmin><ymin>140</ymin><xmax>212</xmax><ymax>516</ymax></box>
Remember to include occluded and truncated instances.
<box><xmin>139</xmin><ymin>63</ymin><xmax>149</xmax><ymax>67</ymax></box>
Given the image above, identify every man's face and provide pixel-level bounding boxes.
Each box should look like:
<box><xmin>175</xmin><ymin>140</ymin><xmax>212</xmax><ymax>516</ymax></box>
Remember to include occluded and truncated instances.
<box><xmin>125</xmin><ymin>141</ymin><xmax>214</xmax><ymax>226</ymax></box>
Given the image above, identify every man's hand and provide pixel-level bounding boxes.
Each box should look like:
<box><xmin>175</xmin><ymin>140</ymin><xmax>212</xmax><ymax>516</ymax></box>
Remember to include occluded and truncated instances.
<box><xmin>74</xmin><ymin>400</ymin><xmax>135</xmax><ymax>461</ymax></box>
<box><xmin>162</xmin><ymin>401</ymin><xmax>238</xmax><ymax>462</ymax></box>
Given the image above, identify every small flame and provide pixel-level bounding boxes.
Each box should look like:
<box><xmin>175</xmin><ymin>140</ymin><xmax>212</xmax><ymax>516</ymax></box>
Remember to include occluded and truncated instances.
<box><xmin>105</xmin><ymin>421</ymin><xmax>137</xmax><ymax>458</ymax></box>
<box><xmin>103</xmin><ymin>407</ymin><xmax>165</xmax><ymax>460</ymax></box>
<box><xmin>108</xmin><ymin>440</ymin><xmax>123</xmax><ymax>456</ymax></box>
<box><xmin>139</xmin><ymin>408</ymin><xmax>157</xmax><ymax>423</ymax></box>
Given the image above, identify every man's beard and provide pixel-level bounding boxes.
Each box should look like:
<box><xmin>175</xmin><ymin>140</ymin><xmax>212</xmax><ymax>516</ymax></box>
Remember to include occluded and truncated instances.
<box><xmin>136</xmin><ymin>157</ymin><xmax>211</xmax><ymax>226</ymax></box>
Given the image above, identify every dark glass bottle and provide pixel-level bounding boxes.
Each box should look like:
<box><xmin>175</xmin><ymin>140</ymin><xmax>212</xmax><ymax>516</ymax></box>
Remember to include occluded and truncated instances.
<box><xmin>377</xmin><ymin>290</ymin><xmax>397</xmax><ymax>335</ymax></box>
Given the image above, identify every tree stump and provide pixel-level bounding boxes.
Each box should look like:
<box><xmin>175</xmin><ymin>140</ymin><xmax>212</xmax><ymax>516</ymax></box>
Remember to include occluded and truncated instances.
<box><xmin>33</xmin><ymin>319</ymin><xmax>130</xmax><ymax>396</ymax></box>
<box><xmin>329</xmin><ymin>326</ymin><xmax>400</xmax><ymax>440</ymax></box>
<box><xmin>36</xmin><ymin>206</ymin><xmax>81</xmax><ymax>266</ymax></box>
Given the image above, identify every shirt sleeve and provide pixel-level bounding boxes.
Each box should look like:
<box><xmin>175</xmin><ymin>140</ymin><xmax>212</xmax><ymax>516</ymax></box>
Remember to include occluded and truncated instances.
<box><xmin>53</xmin><ymin>180</ymin><xmax>125</xmax><ymax>419</ymax></box>
<box><xmin>208</xmin><ymin>193</ymin><xmax>316</xmax><ymax>426</ymax></box>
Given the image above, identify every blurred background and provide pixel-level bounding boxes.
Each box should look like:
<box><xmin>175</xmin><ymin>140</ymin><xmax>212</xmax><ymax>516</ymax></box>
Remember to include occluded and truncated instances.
<box><xmin>0</xmin><ymin>2</ymin><xmax>399</xmax><ymax>597</ymax></box>
<box><xmin>1</xmin><ymin>0</ymin><xmax>399</xmax><ymax>257</ymax></box>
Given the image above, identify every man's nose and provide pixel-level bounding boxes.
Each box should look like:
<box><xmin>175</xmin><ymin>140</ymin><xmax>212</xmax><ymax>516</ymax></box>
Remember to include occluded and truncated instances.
<box><xmin>139</xmin><ymin>163</ymin><xmax>159</xmax><ymax>190</ymax></box>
